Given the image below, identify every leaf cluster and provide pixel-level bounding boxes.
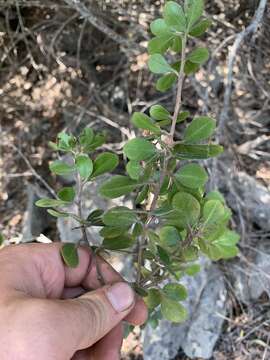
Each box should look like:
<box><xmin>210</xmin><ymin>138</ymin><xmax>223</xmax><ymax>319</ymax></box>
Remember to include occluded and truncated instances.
<box><xmin>36</xmin><ymin>0</ymin><xmax>239</xmax><ymax>326</ymax></box>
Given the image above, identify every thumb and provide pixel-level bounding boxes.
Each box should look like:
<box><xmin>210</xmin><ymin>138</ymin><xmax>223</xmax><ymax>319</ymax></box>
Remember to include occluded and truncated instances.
<box><xmin>52</xmin><ymin>282</ymin><xmax>135</xmax><ymax>352</ymax></box>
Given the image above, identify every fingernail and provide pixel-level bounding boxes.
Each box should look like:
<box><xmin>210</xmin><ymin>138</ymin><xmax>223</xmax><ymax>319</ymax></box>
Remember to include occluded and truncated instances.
<box><xmin>106</xmin><ymin>282</ymin><xmax>134</xmax><ymax>312</ymax></box>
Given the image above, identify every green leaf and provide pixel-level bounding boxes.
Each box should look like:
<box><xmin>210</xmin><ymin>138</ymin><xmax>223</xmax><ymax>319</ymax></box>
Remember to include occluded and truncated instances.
<box><xmin>49</xmin><ymin>160</ymin><xmax>75</xmax><ymax>176</ymax></box>
<box><xmin>126</xmin><ymin>161</ymin><xmax>143</xmax><ymax>180</ymax></box>
<box><xmin>171</xmin><ymin>36</ymin><xmax>182</xmax><ymax>52</ymax></box>
<box><xmin>161</xmin><ymin>297</ymin><xmax>187</xmax><ymax>323</ymax></box>
<box><xmin>184</xmin><ymin>60</ymin><xmax>200</xmax><ymax>75</ymax></box>
<box><xmin>203</xmin><ymin>200</ymin><xmax>225</xmax><ymax>224</ymax></box>
<box><xmin>184</xmin><ymin>116</ymin><xmax>216</xmax><ymax>143</ymax></box>
<box><xmin>86</xmin><ymin>209</ymin><xmax>104</xmax><ymax>226</ymax></box>
<box><xmin>190</xmin><ymin>19</ymin><xmax>212</xmax><ymax>37</ymax></box>
<box><xmin>131</xmin><ymin>112</ymin><xmax>161</xmax><ymax>134</ymax></box>
<box><xmin>79</xmin><ymin>128</ymin><xmax>94</xmax><ymax>150</ymax></box>
<box><xmin>148</xmin><ymin>54</ymin><xmax>174</xmax><ymax>74</ymax></box>
<box><xmin>159</xmin><ymin>226</ymin><xmax>181</xmax><ymax>247</ymax></box>
<box><xmin>205</xmin><ymin>191</ymin><xmax>225</xmax><ymax>204</ymax></box>
<box><xmin>209</xmin><ymin>231</ymin><xmax>240</xmax><ymax>260</ymax></box>
<box><xmin>47</xmin><ymin>209</ymin><xmax>69</xmax><ymax>218</ymax></box>
<box><xmin>145</xmin><ymin>289</ymin><xmax>162</xmax><ymax>310</ymax></box>
<box><xmin>75</xmin><ymin>154</ymin><xmax>93</xmax><ymax>179</ymax></box>
<box><xmin>0</xmin><ymin>233</ymin><xmax>4</xmax><ymax>246</ymax></box>
<box><xmin>163</xmin><ymin>1</ymin><xmax>186</xmax><ymax>32</ymax></box>
<box><xmin>102</xmin><ymin>206</ymin><xmax>137</xmax><ymax>228</ymax></box>
<box><xmin>148</xmin><ymin>35</ymin><xmax>173</xmax><ymax>55</ymax></box>
<box><xmin>156</xmin><ymin>73</ymin><xmax>177</xmax><ymax>92</ymax></box>
<box><xmin>99</xmin><ymin>226</ymin><xmax>127</xmax><ymax>238</ymax></box>
<box><xmin>99</xmin><ymin>175</ymin><xmax>140</xmax><ymax>198</ymax></box>
<box><xmin>57</xmin><ymin>187</ymin><xmax>75</xmax><ymax>202</ymax></box>
<box><xmin>177</xmin><ymin>111</ymin><xmax>190</xmax><ymax>123</ymax></box>
<box><xmin>35</xmin><ymin>198</ymin><xmax>68</xmax><ymax>208</ymax></box>
<box><xmin>135</xmin><ymin>185</ymin><xmax>149</xmax><ymax>204</ymax></box>
<box><xmin>123</xmin><ymin>138</ymin><xmax>156</xmax><ymax>161</ymax></box>
<box><xmin>57</xmin><ymin>132</ymin><xmax>76</xmax><ymax>151</ymax></box>
<box><xmin>182</xmin><ymin>246</ymin><xmax>199</xmax><ymax>261</ymax></box>
<box><xmin>61</xmin><ymin>243</ymin><xmax>79</xmax><ymax>268</ymax></box>
<box><xmin>102</xmin><ymin>235</ymin><xmax>135</xmax><ymax>250</ymax></box>
<box><xmin>185</xmin><ymin>263</ymin><xmax>201</xmax><ymax>276</ymax></box>
<box><xmin>175</xmin><ymin>163</ymin><xmax>208</xmax><ymax>189</ymax></box>
<box><xmin>132</xmin><ymin>284</ymin><xmax>148</xmax><ymax>297</ymax></box>
<box><xmin>185</xmin><ymin>0</ymin><xmax>204</xmax><ymax>28</ymax></box>
<box><xmin>150</xmin><ymin>105</ymin><xmax>171</xmax><ymax>121</ymax></box>
<box><xmin>188</xmin><ymin>47</ymin><xmax>209</xmax><ymax>64</ymax></box>
<box><xmin>91</xmin><ymin>152</ymin><xmax>119</xmax><ymax>177</ymax></box>
<box><xmin>87</xmin><ymin>133</ymin><xmax>106</xmax><ymax>151</ymax></box>
<box><xmin>150</xmin><ymin>18</ymin><xmax>171</xmax><ymax>36</ymax></box>
<box><xmin>157</xmin><ymin>245</ymin><xmax>170</xmax><ymax>265</ymax></box>
<box><xmin>163</xmin><ymin>283</ymin><xmax>188</xmax><ymax>301</ymax></box>
<box><xmin>173</xmin><ymin>144</ymin><xmax>223</xmax><ymax>159</ymax></box>
<box><xmin>172</xmin><ymin>192</ymin><xmax>201</xmax><ymax>226</ymax></box>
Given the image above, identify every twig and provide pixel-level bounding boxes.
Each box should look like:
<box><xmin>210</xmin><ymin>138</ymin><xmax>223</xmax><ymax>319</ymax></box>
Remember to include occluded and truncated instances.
<box><xmin>169</xmin><ymin>34</ymin><xmax>187</xmax><ymax>142</ymax></box>
<box><xmin>9</xmin><ymin>143</ymin><xmax>57</xmax><ymax>199</ymax></box>
<box><xmin>218</xmin><ymin>0</ymin><xmax>267</xmax><ymax>136</ymax></box>
<box><xmin>63</xmin><ymin>0</ymin><xmax>133</xmax><ymax>53</ymax></box>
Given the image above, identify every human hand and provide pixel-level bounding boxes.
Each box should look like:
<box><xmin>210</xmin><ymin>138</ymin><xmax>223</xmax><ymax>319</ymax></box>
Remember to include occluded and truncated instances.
<box><xmin>0</xmin><ymin>243</ymin><xmax>147</xmax><ymax>360</ymax></box>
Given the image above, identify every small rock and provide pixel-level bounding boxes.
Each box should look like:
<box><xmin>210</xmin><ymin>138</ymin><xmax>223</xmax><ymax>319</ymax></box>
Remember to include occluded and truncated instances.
<box><xmin>22</xmin><ymin>184</ymin><xmax>53</xmax><ymax>241</ymax></box>
<box><xmin>143</xmin><ymin>258</ymin><xmax>227</xmax><ymax>360</ymax></box>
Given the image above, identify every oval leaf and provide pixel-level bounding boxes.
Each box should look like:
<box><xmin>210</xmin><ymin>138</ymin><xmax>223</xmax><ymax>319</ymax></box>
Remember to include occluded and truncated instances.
<box><xmin>150</xmin><ymin>18</ymin><xmax>171</xmax><ymax>36</ymax></box>
<box><xmin>57</xmin><ymin>187</ymin><xmax>75</xmax><ymax>202</ymax></box>
<box><xmin>75</xmin><ymin>154</ymin><xmax>93</xmax><ymax>179</ymax></box>
<box><xmin>156</xmin><ymin>73</ymin><xmax>177</xmax><ymax>92</ymax></box>
<box><xmin>150</xmin><ymin>105</ymin><xmax>171</xmax><ymax>121</ymax></box>
<box><xmin>172</xmin><ymin>192</ymin><xmax>201</xmax><ymax>226</ymax></box>
<box><xmin>163</xmin><ymin>283</ymin><xmax>188</xmax><ymax>301</ymax></box>
<box><xmin>91</xmin><ymin>152</ymin><xmax>119</xmax><ymax>177</ymax></box>
<box><xmin>188</xmin><ymin>47</ymin><xmax>209</xmax><ymax>64</ymax></box>
<box><xmin>123</xmin><ymin>138</ymin><xmax>156</xmax><ymax>161</ymax></box>
<box><xmin>203</xmin><ymin>200</ymin><xmax>225</xmax><ymax>224</ymax></box>
<box><xmin>184</xmin><ymin>116</ymin><xmax>216</xmax><ymax>143</ymax></box>
<box><xmin>99</xmin><ymin>175</ymin><xmax>140</xmax><ymax>198</ymax></box>
<box><xmin>102</xmin><ymin>206</ymin><xmax>137</xmax><ymax>228</ymax></box>
<box><xmin>185</xmin><ymin>0</ymin><xmax>204</xmax><ymax>28</ymax></box>
<box><xmin>190</xmin><ymin>19</ymin><xmax>212</xmax><ymax>37</ymax></box>
<box><xmin>175</xmin><ymin>163</ymin><xmax>208</xmax><ymax>189</ymax></box>
<box><xmin>126</xmin><ymin>161</ymin><xmax>143</xmax><ymax>180</ymax></box>
<box><xmin>102</xmin><ymin>235</ymin><xmax>135</xmax><ymax>250</ymax></box>
<box><xmin>131</xmin><ymin>112</ymin><xmax>161</xmax><ymax>134</ymax></box>
<box><xmin>173</xmin><ymin>144</ymin><xmax>223</xmax><ymax>159</ymax></box>
<box><xmin>163</xmin><ymin>1</ymin><xmax>186</xmax><ymax>32</ymax></box>
<box><xmin>159</xmin><ymin>226</ymin><xmax>181</xmax><ymax>247</ymax></box>
<box><xmin>161</xmin><ymin>297</ymin><xmax>188</xmax><ymax>323</ymax></box>
<box><xmin>35</xmin><ymin>198</ymin><xmax>68</xmax><ymax>208</ymax></box>
<box><xmin>61</xmin><ymin>243</ymin><xmax>79</xmax><ymax>268</ymax></box>
<box><xmin>148</xmin><ymin>54</ymin><xmax>174</xmax><ymax>74</ymax></box>
<box><xmin>49</xmin><ymin>160</ymin><xmax>75</xmax><ymax>176</ymax></box>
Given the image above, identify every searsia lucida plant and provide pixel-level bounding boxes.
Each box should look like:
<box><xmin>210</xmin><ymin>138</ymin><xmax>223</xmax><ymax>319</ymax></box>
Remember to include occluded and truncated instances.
<box><xmin>36</xmin><ymin>0</ymin><xmax>239</xmax><ymax>325</ymax></box>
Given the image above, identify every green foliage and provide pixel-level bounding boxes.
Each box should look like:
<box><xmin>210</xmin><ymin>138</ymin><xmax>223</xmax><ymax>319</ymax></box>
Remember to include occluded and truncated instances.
<box><xmin>131</xmin><ymin>112</ymin><xmax>161</xmax><ymax>134</ymax></box>
<box><xmin>36</xmin><ymin>0</ymin><xmax>239</xmax><ymax>329</ymax></box>
<box><xmin>123</xmin><ymin>138</ymin><xmax>156</xmax><ymax>161</ymax></box>
<box><xmin>91</xmin><ymin>152</ymin><xmax>119</xmax><ymax>177</ymax></box>
<box><xmin>75</xmin><ymin>154</ymin><xmax>93</xmax><ymax>179</ymax></box>
<box><xmin>49</xmin><ymin>160</ymin><xmax>75</xmax><ymax>176</ymax></box>
<box><xmin>148</xmin><ymin>54</ymin><xmax>175</xmax><ymax>74</ymax></box>
<box><xmin>61</xmin><ymin>243</ymin><xmax>79</xmax><ymax>268</ymax></box>
<box><xmin>184</xmin><ymin>116</ymin><xmax>216</xmax><ymax>143</ymax></box>
<box><xmin>175</xmin><ymin>163</ymin><xmax>208</xmax><ymax>189</ymax></box>
<box><xmin>0</xmin><ymin>233</ymin><xmax>4</xmax><ymax>246</ymax></box>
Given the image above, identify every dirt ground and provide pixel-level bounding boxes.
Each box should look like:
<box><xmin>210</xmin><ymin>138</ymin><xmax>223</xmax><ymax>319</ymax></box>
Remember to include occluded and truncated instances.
<box><xmin>0</xmin><ymin>1</ymin><xmax>270</xmax><ymax>359</ymax></box>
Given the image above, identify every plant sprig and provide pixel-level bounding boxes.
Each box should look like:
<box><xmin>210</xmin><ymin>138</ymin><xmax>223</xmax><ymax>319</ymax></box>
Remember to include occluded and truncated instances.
<box><xmin>36</xmin><ymin>0</ymin><xmax>239</xmax><ymax>326</ymax></box>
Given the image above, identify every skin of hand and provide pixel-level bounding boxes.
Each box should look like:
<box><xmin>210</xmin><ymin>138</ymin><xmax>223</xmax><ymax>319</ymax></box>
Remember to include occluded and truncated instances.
<box><xmin>0</xmin><ymin>243</ymin><xmax>148</xmax><ymax>360</ymax></box>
